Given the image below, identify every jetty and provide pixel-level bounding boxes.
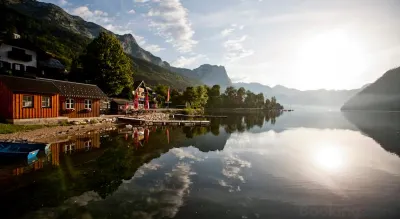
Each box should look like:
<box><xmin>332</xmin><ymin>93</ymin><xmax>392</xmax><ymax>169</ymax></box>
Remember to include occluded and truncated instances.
<box><xmin>172</xmin><ymin>114</ymin><xmax>228</xmax><ymax>119</ymax></box>
<box><xmin>118</xmin><ymin>117</ymin><xmax>210</xmax><ymax>126</ymax></box>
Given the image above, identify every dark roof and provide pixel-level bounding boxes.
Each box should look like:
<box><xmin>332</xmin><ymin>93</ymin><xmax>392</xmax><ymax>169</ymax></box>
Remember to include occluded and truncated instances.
<box><xmin>1</xmin><ymin>39</ymin><xmax>45</xmax><ymax>55</ymax></box>
<box><xmin>111</xmin><ymin>98</ymin><xmax>131</xmax><ymax>105</ymax></box>
<box><xmin>40</xmin><ymin>78</ymin><xmax>108</xmax><ymax>99</ymax></box>
<box><xmin>0</xmin><ymin>75</ymin><xmax>59</xmax><ymax>94</ymax></box>
<box><xmin>38</xmin><ymin>58</ymin><xmax>65</xmax><ymax>70</ymax></box>
<box><xmin>0</xmin><ymin>76</ymin><xmax>108</xmax><ymax>99</ymax></box>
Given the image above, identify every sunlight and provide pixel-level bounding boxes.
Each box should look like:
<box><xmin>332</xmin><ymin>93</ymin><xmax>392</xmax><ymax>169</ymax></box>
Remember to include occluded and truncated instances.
<box><xmin>313</xmin><ymin>145</ymin><xmax>344</xmax><ymax>172</ymax></box>
<box><xmin>295</xmin><ymin>29</ymin><xmax>368</xmax><ymax>89</ymax></box>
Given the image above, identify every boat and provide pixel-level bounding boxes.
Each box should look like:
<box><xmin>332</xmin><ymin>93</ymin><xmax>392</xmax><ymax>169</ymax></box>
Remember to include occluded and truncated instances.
<box><xmin>0</xmin><ymin>142</ymin><xmax>50</xmax><ymax>163</ymax></box>
<box><xmin>1</xmin><ymin>142</ymin><xmax>50</xmax><ymax>153</ymax></box>
<box><xmin>0</xmin><ymin>144</ymin><xmax>40</xmax><ymax>162</ymax></box>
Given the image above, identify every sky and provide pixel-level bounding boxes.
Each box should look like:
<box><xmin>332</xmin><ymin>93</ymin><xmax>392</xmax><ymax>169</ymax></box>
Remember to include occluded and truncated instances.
<box><xmin>41</xmin><ymin>0</ymin><xmax>400</xmax><ymax>90</ymax></box>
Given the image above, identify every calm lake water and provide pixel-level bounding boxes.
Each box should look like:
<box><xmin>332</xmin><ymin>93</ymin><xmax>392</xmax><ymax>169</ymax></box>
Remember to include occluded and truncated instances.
<box><xmin>1</xmin><ymin>111</ymin><xmax>400</xmax><ymax>219</ymax></box>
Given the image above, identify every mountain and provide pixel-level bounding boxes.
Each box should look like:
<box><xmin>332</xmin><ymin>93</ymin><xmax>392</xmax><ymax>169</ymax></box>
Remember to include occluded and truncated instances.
<box><xmin>233</xmin><ymin>82</ymin><xmax>361</xmax><ymax>107</ymax></box>
<box><xmin>341</xmin><ymin>67</ymin><xmax>400</xmax><ymax>111</ymax></box>
<box><xmin>0</xmin><ymin>0</ymin><xmax>213</xmax><ymax>88</ymax></box>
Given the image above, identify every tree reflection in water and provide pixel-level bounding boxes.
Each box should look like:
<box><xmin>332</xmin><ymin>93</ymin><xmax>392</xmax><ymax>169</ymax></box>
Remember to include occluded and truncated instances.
<box><xmin>0</xmin><ymin>112</ymin><xmax>283</xmax><ymax>219</ymax></box>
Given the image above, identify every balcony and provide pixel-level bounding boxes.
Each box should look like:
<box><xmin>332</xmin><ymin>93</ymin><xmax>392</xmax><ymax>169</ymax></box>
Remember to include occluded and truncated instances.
<box><xmin>7</xmin><ymin>50</ymin><xmax>33</xmax><ymax>62</ymax></box>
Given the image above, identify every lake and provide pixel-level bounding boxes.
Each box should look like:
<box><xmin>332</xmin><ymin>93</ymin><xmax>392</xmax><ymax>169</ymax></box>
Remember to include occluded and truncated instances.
<box><xmin>1</xmin><ymin>111</ymin><xmax>400</xmax><ymax>219</ymax></box>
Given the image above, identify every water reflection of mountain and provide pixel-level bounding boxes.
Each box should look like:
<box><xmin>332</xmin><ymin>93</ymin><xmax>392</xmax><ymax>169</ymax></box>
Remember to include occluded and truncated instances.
<box><xmin>343</xmin><ymin>112</ymin><xmax>400</xmax><ymax>156</ymax></box>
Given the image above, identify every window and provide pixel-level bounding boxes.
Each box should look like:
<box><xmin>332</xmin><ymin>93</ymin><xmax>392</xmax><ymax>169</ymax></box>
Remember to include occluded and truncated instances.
<box><xmin>15</xmin><ymin>64</ymin><xmax>21</xmax><ymax>71</ymax></box>
<box><xmin>66</xmin><ymin>98</ymin><xmax>74</xmax><ymax>109</ymax></box>
<box><xmin>84</xmin><ymin>140</ymin><xmax>92</xmax><ymax>151</ymax></box>
<box><xmin>42</xmin><ymin>96</ymin><xmax>51</xmax><ymax>108</ymax></box>
<box><xmin>23</xmin><ymin>95</ymin><xmax>33</xmax><ymax>108</ymax></box>
<box><xmin>64</xmin><ymin>143</ymin><xmax>75</xmax><ymax>154</ymax></box>
<box><xmin>84</xmin><ymin>99</ymin><xmax>92</xmax><ymax>109</ymax></box>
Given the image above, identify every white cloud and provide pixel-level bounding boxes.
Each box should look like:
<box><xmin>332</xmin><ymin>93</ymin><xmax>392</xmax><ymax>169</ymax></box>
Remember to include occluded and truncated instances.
<box><xmin>134</xmin><ymin>0</ymin><xmax>150</xmax><ymax>2</ymax></box>
<box><xmin>127</xmin><ymin>9</ymin><xmax>136</xmax><ymax>14</ymax></box>
<box><xmin>69</xmin><ymin>6</ymin><xmax>114</xmax><ymax>24</ymax></box>
<box><xmin>169</xmin><ymin>148</ymin><xmax>204</xmax><ymax>161</ymax></box>
<box><xmin>221</xmin><ymin>28</ymin><xmax>235</xmax><ymax>37</ymax></box>
<box><xmin>171</xmin><ymin>54</ymin><xmax>206</xmax><ymax>67</ymax></box>
<box><xmin>144</xmin><ymin>44</ymin><xmax>165</xmax><ymax>53</ymax></box>
<box><xmin>147</xmin><ymin>0</ymin><xmax>197</xmax><ymax>53</ymax></box>
<box><xmin>223</xmin><ymin>35</ymin><xmax>254</xmax><ymax>61</ymax></box>
<box><xmin>102</xmin><ymin>23</ymin><xmax>166</xmax><ymax>54</ymax></box>
<box><xmin>59</xmin><ymin>0</ymin><xmax>68</xmax><ymax>6</ymax></box>
<box><xmin>222</xmin><ymin>154</ymin><xmax>251</xmax><ymax>182</ymax></box>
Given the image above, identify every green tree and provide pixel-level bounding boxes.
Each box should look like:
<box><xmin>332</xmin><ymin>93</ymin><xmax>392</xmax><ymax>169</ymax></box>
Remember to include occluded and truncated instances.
<box><xmin>244</xmin><ymin>90</ymin><xmax>256</xmax><ymax>107</ymax></box>
<box><xmin>237</xmin><ymin>87</ymin><xmax>246</xmax><ymax>107</ymax></box>
<box><xmin>196</xmin><ymin>85</ymin><xmax>209</xmax><ymax>108</ymax></box>
<box><xmin>207</xmin><ymin>85</ymin><xmax>221</xmax><ymax>108</ymax></box>
<box><xmin>155</xmin><ymin>85</ymin><xmax>169</xmax><ymax>106</ymax></box>
<box><xmin>224</xmin><ymin>86</ymin><xmax>237</xmax><ymax>107</ymax></box>
<box><xmin>82</xmin><ymin>32</ymin><xmax>134</xmax><ymax>96</ymax></box>
<box><xmin>271</xmin><ymin>96</ymin><xmax>277</xmax><ymax>109</ymax></box>
<box><xmin>183</xmin><ymin>87</ymin><xmax>197</xmax><ymax>107</ymax></box>
<box><xmin>265</xmin><ymin>98</ymin><xmax>271</xmax><ymax>109</ymax></box>
<box><xmin>256</xmin><ymin>93</ymin><xmax>265</xmax><ymax>108</ymax></box>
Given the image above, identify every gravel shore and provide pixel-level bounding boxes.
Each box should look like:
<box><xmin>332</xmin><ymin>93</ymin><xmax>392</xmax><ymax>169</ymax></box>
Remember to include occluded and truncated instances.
<box><xmin>0</xmin><ymin>122</ymin><xmax>118</xmax><ymax>144</ymax></box>
<box><xmin>0</xmin><ymin>113</ymin><xmax>171</xmax><ymax>143</ymax></box>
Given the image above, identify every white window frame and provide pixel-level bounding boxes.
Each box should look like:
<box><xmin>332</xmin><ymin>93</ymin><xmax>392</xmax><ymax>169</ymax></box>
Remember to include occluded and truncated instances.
<box><xmin>64</xmin><ymin>143</ymin><xmax>75</xmax><ymax>154</ymax></box>
<box><xmin>84</xmin><ymin>140</ymin><xmax>92</xmax><ymax>151</ymax></box>
<box><xmin>42</xmin><ymin>96</ymin><xmax>51</xmax><ymax>108</ymax></box>
<box><xmin>15</xmin><ymin>64</ymin><xmax>21</xmax><ymax>71</ymax></box>
<box><xmin>84</xmin><ymin>99</ymin><xmax>92</xmax><ymax>109</ymax></box>
<box><xmin>22</xmin><ymin>95</ymin><xmax>33</xmax><ymax>108</ymax></box>
<box><xmin>66</xmin><ymin>98</ymin><xmax>74</xmax><ymax>109</ymax></box>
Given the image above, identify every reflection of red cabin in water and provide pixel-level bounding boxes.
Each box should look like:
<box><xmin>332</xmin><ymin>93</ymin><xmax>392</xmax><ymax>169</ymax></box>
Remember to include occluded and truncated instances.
<box><xmin>12</xmin><ymin>133</ymin><xmax>101</xmax><ymax>175</ymax></box>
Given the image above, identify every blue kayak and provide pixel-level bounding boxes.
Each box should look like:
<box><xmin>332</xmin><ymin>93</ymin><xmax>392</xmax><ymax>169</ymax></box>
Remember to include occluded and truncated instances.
<box><xmin>0</xmin><ymin>142</ymin><xmax>50</xmax><ymax>162</ymax></box>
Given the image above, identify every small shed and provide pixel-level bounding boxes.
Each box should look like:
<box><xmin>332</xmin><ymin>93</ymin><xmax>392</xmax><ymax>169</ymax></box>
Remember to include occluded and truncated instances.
<box><xmin>110</xmin><ymin>98</ymin><xmax>133</xmax><ymax>115</ymax></box>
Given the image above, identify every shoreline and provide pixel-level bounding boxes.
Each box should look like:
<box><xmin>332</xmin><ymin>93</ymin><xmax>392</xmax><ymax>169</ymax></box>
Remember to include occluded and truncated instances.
<box><xmin>0</xmin><ymin>122</ymin><xmax>118</xmax><ymax>144</ymax></box>
<box><xmin>0</xmin><ymin>112</ymin><xmax>171</xmax><ymax>144</ymax></box>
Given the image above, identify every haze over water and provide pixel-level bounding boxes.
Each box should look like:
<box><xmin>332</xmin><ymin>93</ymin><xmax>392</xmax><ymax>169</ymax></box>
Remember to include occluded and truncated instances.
<box><xmin>1</xmin><ymin>111</ymin><xmax>400</xmax><ymax>219</ymax></box>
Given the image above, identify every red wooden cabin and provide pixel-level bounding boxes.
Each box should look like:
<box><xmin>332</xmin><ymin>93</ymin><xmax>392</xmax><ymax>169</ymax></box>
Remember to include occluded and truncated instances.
<box><xmin>0</xmin><ymin>75</ymin><xmax>108</xmax><ymax>124</ymax></box>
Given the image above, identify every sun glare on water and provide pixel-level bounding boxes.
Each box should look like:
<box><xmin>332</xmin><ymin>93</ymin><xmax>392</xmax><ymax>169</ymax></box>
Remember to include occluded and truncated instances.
<box><xmin>313</xmin><ymin>145</ymin><xmax>345</xmax><ymax>172</ymax></box>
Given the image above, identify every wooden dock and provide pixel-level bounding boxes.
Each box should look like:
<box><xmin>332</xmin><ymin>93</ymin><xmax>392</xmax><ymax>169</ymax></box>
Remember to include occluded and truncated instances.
<box><xmin>118</xmin><ymin>117</ymin><xmax>211</xmax><ymax>126</ymax></box>
<box><xmin>172</xmin><ymin>114</ymin><xmax>228</xmax><ymax>118</ymax></box>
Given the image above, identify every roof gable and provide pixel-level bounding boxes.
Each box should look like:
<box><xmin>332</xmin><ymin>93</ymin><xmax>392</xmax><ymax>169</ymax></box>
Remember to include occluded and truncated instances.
<box><xmin>39</xmin><ymin>78</ymin><xmax>108</xmax><ymax>99</ymax></box>
<box><xmin>0</xmin><ymin>75</ymin><xmax>59</xmax><ymax>94</ymax></box>
<box><xmin>0</xmin><ymin>76</ymin><xmax>108</xmax><ymax>99</ymax></box>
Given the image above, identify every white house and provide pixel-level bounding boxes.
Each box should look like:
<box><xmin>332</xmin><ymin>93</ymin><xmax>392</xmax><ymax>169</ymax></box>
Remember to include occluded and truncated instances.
<box><xmin>0</xmin><ymin>36</ymin><xmax>38</xmax><ymax>73</ymax></box>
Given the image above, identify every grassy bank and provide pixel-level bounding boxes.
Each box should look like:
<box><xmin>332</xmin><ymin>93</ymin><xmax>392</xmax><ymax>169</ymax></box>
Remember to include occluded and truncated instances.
<box><xmin>0</xmin><ymin>124</ymin><xmax>48</xmax><ymax>134</ymax></box>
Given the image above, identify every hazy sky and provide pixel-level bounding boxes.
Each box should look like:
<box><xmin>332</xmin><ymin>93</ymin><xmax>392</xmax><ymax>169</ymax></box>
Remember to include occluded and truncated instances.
<box><xmin>42</xmin><ymin>0</ymin><xmax>400</xmax><ymax>90</ymax></box>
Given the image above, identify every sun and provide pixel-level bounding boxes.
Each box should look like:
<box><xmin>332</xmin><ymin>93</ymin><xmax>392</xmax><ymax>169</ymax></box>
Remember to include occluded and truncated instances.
<box><xmin>313</xmin><ymin>146</ymin><xmax>344</xmax><ymax>172</ymax></box>
<box><xmin>295</xmin><ymin>29</ymin><xmax>367</xmax><ymax>90</ymax></box>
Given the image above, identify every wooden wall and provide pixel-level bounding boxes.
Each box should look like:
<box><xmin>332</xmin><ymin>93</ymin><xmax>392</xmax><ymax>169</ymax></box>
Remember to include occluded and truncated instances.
<box><xmin>12</xmin><ymin>93</ymin><xmax>59</xmax><ymax>119</ymax></box>
<box><xmin>0</xmin><ymin>81</ymin><xmax>13</xmax><ymax>120</ymax></box>
<box><xmin>59</xmin><ymin>97</ymin><xmax>100</xmax><ymax>118</ymax></box>
<box><xmin>50</xmin><ymin>132</ymin><xmax>101</xmax><ymax>166</ymax></box>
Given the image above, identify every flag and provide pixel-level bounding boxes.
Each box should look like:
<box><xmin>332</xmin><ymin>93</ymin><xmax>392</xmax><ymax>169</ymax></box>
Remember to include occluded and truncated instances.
<box><xmin>166</xmin><ymin>128</ymin><xmax>170</xmax><ymax>144</ymax></box>
<box><xmin>134</xmin><ymin>91</ymin><xmax>139</xmax><ymax>110</ymax></box>
<box><xmin>145</xmin><ymin>93</ymin><xmax>149</xmax><ymax>110</ymax></box>
<box><xmin>167</xmin><ymin>87</ymin><xmax>170</xmax><ymax>102</ymax></box>
<box><xmin>144</xmin><ymin>128</ymin><xmax>149</xmax><ymax>143</ymax></box>
<box><xmin>125</xmin><ymin>102</ymin><xmax>129</xmax><ymax>111</ymax></box>
<box><xmin>134</xmin><ymin>130</ymin><xmax>139</xmax><ymax>149</ymax></box>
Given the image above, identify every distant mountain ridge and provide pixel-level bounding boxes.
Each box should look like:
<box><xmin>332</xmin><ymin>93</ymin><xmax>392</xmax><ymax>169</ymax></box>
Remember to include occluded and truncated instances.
<box><xmin>341</xmin><ymin>66</ymin><xmax>400</xmax><ymax>111</ymax></box>
<box><xmin>233</xmin><ymin>82</ymin><xmax>362</xmax><ymax>107</ymax></box>
<box><xmin>2</xmin><ymin>0</ymin><xmax>231</xmax><ymax>87</ymax></box>
<box><xmin>2</xmin><ymin>0</ymin><xmax>371</xmax><ymax>106</ymax></box>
